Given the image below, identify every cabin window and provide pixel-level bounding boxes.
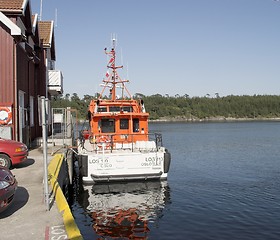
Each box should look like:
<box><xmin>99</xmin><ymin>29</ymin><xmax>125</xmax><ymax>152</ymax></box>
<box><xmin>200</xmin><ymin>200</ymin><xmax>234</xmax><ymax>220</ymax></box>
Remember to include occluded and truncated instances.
<box><xmin>109</xmin><ymin>106</ymin><xmax>120</xmax><ymax>112</ymax></box>
<box><xmin>100</xmin><ymin>118</ymin><xmax>115</xmax><ymax>133</ymax></box>
<box><xmin>133</xmin><ymin>118</ymin><xmax>139</xmax><ymax>132</ymax></box>
<box><xmin>123</xmin><ymin>106</ymin><xmax>132</xmax><ymax>112</ymax></box>
<box><xmin>120</xmin><ymin>119</ymin><xmax>129</xmax><ymax>129</ymax></box>
<box><xmin>98</xmin><ymin>107</ymin><xmax>107</xmax><ymax>112</ymax></box>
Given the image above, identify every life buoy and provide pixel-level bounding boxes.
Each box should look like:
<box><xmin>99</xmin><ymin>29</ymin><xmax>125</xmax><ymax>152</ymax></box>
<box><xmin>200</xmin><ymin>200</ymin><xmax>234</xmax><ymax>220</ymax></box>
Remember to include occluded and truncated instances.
<box><xmin>96</xmin><ymin>135</ymin><xmax>111</xmax><ymax>149</ymax></box>
<box><xmin>81</xmin><ymin>130</ymin><xmax>90</xmax><ymax>140</ymax></box>
<box><xmin>0</xmin><ymin>107</ymin><xmax>12</xmax><ymax>125</ymax></box>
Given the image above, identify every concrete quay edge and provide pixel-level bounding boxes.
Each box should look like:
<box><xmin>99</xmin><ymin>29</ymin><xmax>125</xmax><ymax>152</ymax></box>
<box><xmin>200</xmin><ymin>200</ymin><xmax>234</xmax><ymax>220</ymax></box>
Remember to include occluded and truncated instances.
<box><xmin>48</xmin><ymin>153</ymin><xmax>83</xmax><ymax>240</ymax></box>
<box><xmin>0</xmin><ymin>147</ymin><xmax>83</xmax><ymax>240</ymax></box>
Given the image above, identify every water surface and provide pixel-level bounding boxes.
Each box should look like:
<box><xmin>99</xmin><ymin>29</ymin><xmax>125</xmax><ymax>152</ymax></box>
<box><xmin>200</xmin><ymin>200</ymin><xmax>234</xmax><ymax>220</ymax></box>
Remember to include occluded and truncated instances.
<box><xmin>71</xmin><ymin>121</ymin><xmax>280</xmax><ymax>240</ymax></box>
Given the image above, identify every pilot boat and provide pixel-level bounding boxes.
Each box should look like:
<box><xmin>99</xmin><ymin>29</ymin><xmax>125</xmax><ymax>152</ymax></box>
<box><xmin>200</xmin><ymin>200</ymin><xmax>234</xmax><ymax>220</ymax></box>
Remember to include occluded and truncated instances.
<box><xmin>77</xmin><ymin>39</ymin><xmax>171</xmax><ymax>184</ymax></box>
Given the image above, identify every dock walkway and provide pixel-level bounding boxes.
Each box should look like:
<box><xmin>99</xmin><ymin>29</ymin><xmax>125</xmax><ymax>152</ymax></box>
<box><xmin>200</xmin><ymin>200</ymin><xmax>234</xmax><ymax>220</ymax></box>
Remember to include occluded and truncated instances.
<box><xmin>0</xmin><ymin>147</ymin><xmax>79</xmax><ymax>240</ymax></box>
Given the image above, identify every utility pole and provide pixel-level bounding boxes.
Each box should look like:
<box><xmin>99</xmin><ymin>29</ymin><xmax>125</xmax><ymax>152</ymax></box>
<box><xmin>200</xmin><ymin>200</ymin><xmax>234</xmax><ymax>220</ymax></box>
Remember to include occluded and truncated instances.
<box><xmin>41</xmin><ymin>96</ymin><xmax>49</xmax><ymax>211</ymax></box>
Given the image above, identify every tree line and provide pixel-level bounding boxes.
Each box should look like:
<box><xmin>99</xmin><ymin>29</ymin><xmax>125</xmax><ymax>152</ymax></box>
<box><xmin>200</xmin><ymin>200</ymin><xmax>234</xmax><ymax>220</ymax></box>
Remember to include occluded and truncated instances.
<box><xmin>51</xmin><ymin>93</ymin><xmax>280</xmax><ymax>120</ymax></box>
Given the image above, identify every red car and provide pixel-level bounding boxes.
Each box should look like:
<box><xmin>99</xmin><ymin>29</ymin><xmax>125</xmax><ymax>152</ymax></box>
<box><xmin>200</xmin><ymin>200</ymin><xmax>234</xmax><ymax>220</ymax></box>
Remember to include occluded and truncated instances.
<box><xmin>0</xmin><ymin>166</ymin><xmax>17</xmax><ymax>213</ymax></box>
<box><xmin>0</xmin><ymin>138</ymin><xmax>28</xmax><ymax>168</ymax></box>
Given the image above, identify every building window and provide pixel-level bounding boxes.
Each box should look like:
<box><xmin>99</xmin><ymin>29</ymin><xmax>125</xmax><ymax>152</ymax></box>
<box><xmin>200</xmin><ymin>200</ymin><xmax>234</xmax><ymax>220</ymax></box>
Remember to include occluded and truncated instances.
<box><xmin>120</xmin><ymin>119</ymin><xmax>129</xmax><ymax>129</ymax></box>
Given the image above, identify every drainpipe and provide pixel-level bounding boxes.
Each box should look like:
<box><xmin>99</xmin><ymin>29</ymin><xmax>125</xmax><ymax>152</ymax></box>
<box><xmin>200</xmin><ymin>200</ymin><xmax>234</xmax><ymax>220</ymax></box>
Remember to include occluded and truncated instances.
<box><xmin>27</xmin><ymin>56</ymin><xmax>34</xmax><ymax>147</ymax></box>
<box><xmin>13</xmin><ymin>42</ymin><xmax>18</xmax><ymax>141</ymax></box>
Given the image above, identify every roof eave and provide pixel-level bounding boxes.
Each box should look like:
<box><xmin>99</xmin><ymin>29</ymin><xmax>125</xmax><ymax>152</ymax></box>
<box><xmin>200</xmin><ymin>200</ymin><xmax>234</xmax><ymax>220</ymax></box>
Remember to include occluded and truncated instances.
<box><xmin>32</xmin><ymin>13</ymin><xmax>38</xmax><ymax>34</ymax></box>
<box><xmin>0</xmin><ymin>11</ymin><xmax>21</xmax><ymax>36</ymax></box>
<box><xmin>0</xmin><ymin>0</ymin><xmax>30</xmax><ymax>16</ymax></box>
<box><xmin>49</xmin><ymin>21</ymin><xmax>54</xmax><ymax>45</ymax></box>
<box><xmin>0</xmin><ymin>9</ymin><xmax>23</xmax><ymax>15</ymax></box>
<box><xmin>21</xmin><ymin>0</ymin><xmax>29</xmax><ymax>13</ymax></box>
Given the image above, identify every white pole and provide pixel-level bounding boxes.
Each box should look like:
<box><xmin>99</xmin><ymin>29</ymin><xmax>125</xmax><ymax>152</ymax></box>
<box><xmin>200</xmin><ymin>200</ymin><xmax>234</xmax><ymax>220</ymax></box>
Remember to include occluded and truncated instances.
<box><xmin>39</xmin><ymin>0</ymin><xmax>43</xmax><ymax>20</ymax></box>
<box><xmin>41</xmin><ymin>96</ymin><xmax>49</xmax><ymax>211</ymax></box>
<box><xmin>55</xmin><ymin>8</ymin><xmax>58</xmax><ymax>28</ymax></box>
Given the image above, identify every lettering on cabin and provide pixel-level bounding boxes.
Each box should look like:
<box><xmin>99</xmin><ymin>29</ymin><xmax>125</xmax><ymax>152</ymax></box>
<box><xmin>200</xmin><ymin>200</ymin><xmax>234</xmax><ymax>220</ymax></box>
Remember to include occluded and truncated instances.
<box><xmin>89</xmin><ymin>156</ymin><xmax>163</xmax><ymax>168</ymax></box>
<box><xmin>89</xmin><ymin>157</ymin><xmax>112</xmax><ymax>168</ymax></box>
<box><xmin>141</xmin><ymin>156</ymin><xmax>163</xmax><ymax>167</ymax></box>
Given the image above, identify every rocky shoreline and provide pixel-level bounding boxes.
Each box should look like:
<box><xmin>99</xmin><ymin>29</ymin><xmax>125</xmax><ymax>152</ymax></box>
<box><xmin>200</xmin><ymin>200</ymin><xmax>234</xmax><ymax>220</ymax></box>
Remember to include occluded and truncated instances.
<box><xmin>149</xmin><ymin>116</ymin><xmax>280</xmax><ymax>122</ymax></box>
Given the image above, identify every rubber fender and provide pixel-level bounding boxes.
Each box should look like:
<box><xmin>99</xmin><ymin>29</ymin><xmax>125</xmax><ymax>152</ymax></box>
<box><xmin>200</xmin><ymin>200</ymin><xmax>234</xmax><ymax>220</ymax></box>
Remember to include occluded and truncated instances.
<box><xmin>77</xmin><ymin>154</ymin><xmax>82</xmax><ymax>169</ymax></box>
<box><xmin>81</xmin><ymin>155</ymin><xmax>88</xmax><ymax>177</ymax></box>
<box><xmin>164</xmin><ymin>149</ymin><xmax>171</xmax><ymax>173</ymax></box>
<box><xmin>87</xmin><ymin>110</ymin><xmax>91</xmax><ymax>120</ymax></box>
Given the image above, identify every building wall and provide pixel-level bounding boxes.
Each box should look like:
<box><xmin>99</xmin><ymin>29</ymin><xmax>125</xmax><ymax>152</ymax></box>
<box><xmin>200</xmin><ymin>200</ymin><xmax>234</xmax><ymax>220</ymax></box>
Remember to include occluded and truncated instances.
<box><xmin>0</xmin><ymin>21</ymin><xmax>16</xmax><ymax>140</ymax></box>
<box><xmin>0</xmin><ymin>22</ymin><xmax>14</xmax><ymax>104</ymax></box>
<box><xmin>1</xmin><ymin>7</ymin><xmax>58</xmax><ymax>145</ymax></box>
<box><xmin>0</xmin><ymin>24</ymin><xmax>44</xmax><ymax>144</ymax></box>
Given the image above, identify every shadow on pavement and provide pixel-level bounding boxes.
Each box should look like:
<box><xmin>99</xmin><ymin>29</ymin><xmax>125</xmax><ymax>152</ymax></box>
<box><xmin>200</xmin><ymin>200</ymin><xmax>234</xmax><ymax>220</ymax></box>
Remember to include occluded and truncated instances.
<box><xmin>0</xmin><ymin>186</ymin><xmax>29</xmax><ymax>219</ymax></box>
<box><xmin>13</xmin><ymin>158</ymin><xmax>35</xmax><ymax>169</ymax></box>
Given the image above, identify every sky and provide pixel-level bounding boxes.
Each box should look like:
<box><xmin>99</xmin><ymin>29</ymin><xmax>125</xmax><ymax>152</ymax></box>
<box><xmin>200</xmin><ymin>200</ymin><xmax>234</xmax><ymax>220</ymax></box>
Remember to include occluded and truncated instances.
<box><xmin>31</xmin><ymin>0</ymin><xmax>280</xmax><ymax>98</ymax></box>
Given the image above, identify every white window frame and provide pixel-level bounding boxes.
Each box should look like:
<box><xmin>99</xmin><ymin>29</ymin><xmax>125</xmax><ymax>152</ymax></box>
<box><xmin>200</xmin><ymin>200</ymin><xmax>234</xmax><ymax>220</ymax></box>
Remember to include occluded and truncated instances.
<box><xmin>30</xmin><ymin>96</ymin><xmax>34</xmax><ymax>126</ymax></box>
<box><xmin>38</xmin><ymin>96</ymin><xmax>42</xmax><ymax>126</ymax></box>
<box><xmin>18</xmin><ymin>90</ymin><xmax>25</xmax><ymax>128</ymax></box>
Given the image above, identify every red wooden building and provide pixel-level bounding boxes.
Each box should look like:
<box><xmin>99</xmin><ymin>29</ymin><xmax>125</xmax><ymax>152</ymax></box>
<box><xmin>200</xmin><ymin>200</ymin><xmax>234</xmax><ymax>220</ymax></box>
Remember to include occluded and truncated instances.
<box><xmin>0</xmin><ymin>0</ymin><xmax>63</xmax><ymax>146</ymax></box>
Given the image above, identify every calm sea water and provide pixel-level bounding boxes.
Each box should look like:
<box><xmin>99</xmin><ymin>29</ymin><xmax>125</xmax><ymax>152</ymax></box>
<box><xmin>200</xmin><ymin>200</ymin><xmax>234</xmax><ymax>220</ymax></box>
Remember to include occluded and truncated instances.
<box><xmin>71</xmin><ymin>121</ymin><xmax>280</xmax><ymax>240</ymax></box>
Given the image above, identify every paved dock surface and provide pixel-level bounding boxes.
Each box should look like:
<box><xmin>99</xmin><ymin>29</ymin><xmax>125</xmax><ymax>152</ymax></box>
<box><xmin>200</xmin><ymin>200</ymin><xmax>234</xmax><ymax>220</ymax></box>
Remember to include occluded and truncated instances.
<box><xmin>0</xmin><ymin>147</ymin><xmax>68</xmax><ymax>240</ymax></box>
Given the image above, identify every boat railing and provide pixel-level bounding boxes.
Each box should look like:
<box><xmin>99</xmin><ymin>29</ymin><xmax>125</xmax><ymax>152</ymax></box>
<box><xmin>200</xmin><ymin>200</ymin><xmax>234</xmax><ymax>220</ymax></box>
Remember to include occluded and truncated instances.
<box><xmin>79</xmin><ymin>131</ymin><xmax>164</xmax><ymax>153</ymax></box>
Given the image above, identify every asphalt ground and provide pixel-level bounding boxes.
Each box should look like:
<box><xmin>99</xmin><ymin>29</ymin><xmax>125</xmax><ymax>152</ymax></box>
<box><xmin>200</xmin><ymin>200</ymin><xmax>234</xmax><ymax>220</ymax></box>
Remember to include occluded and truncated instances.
<box><xmin>0</xmin><ymin>147</ymin><xmax>72</xmax><ymax>240</ymax></box>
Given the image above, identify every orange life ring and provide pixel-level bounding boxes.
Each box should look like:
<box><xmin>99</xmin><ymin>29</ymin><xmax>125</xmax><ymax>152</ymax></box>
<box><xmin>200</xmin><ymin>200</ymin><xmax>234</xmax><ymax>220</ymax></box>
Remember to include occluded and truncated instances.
<box><xmin>96</xmin><ymin>135</ymin><xmax>111</xmax><ymax>149</ymax></box>
<box><xmin>0</xmin><ymin>107</ymin><xmax>12</xmax><ymax>125</ymax></box>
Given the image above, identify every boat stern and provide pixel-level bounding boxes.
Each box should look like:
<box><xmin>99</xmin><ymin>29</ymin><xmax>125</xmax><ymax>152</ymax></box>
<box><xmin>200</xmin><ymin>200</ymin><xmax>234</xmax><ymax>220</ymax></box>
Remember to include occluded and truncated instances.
<box><xmin>77</xmin><ymin>148</ymin><xmax>171</xmax><ymax>184</ymax></box>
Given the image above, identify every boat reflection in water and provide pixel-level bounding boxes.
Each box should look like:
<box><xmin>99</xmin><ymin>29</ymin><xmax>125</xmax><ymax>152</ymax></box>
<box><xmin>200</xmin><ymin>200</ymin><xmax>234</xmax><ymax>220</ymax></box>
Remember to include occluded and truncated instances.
<box><xmin>81</xmin><ymin>181</ymin><xmax>171</xmax><ymax>239</ymax></box>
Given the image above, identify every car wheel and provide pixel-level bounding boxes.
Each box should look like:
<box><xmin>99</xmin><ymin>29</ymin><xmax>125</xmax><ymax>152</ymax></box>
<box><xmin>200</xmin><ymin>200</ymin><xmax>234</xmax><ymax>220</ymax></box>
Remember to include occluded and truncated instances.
<box><xmin>0</xmin><ymin>154</ymin><xmax>11</xmax><ymax>168</ymax></box>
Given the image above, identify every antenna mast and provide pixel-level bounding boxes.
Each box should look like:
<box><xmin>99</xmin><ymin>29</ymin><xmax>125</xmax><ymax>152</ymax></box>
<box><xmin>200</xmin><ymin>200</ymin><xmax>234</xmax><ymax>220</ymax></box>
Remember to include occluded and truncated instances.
<box><xmin>39</xmin><ymin>0</ymin><xmax>43</xmax><ymax>20</ymax></box>
<box><xmin>55</xmin><ymin>8</ymin><xmax>58</xmax><ymax>27</ymax></box>
<box><xmin>101</xmin><ymin>35</ymin><xmax>132</xmax><ymax>100</ymax></box>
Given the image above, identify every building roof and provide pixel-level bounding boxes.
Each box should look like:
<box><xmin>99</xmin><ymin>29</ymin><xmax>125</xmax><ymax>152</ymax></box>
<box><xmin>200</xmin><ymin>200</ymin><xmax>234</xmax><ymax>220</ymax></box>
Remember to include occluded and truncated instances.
<box><xmin>38</xmin><ymin>21</ymin><xmax>53</xmax><ymax>47</ymax></box>
<box><xmin>0</xmin><ymin>0</ymin><xmax>28</xmax><ymax>13</ymax></box>
<box><xmin>38</xmin><ymin>20</ymin><xmax>56</xmax><ymax>60</ymax></box>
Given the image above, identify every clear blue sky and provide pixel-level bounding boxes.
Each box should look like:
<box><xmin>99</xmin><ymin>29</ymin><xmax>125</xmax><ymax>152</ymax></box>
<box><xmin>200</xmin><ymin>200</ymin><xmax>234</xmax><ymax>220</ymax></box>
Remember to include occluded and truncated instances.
<box><xmin>31</xmin><ymin>0</ymin><xmax>280</xmax><ymax>98</ymax></box>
